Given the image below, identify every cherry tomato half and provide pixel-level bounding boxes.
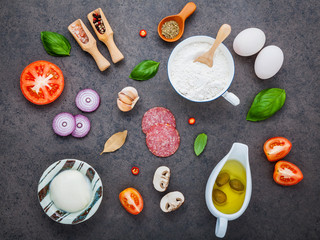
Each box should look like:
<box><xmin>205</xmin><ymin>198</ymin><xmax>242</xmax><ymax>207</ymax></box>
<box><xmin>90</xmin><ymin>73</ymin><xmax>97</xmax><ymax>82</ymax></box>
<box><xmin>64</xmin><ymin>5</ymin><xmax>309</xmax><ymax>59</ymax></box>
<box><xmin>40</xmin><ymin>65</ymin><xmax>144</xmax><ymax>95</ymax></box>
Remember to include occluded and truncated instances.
<box><xmin>139</xmin><ymin>29</ymin><xmax>147</xmax><ymax>37</ymax></box>
<box><xmin>119</xmin><ymin>187</ymin><xmax>143</xmax><ymax>215</ymax></box>
<box><xmin>20</xmin><ymin>61</ymin><xmax>64</xmax><ymax>105</ymax></box>
<box><xmin>131</xmin><ymin>167</ymin><xmax>139</xmax><ymax>175</ymax></box>
<box><xmin>273</xmin><ymin>161</ymin><xmax>303</xmax><ymax>186</ymax></box>
<box><xmin>188</xmin><ymin>117</ymin><xmax>196</xmax><ymax>125</ymax></box>
<box><xmin>263</xmin><ymin>137</ymin><xmax>292</xmax><ymax>162</ymax></box>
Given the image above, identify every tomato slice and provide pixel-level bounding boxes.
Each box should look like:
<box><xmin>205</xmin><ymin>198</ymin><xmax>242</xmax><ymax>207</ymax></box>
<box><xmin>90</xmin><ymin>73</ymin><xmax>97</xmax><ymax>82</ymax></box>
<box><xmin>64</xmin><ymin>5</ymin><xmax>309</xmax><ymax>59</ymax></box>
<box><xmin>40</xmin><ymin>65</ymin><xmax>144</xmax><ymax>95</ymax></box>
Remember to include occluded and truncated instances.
<box><xmin>119</xmin><ymin>187</ymin><xmax>143</xmax><ymax>215</ymax></box>
<box><xmin>20</xmin><ymin>60</ymin><xmax>64</xmax><ymax>105</ymax></box>
<box><xmin>273</xmin><ymin>161</ymin><xmax>303</xmax><ymax>186</ymax></box>
<box><xmin>263</xmin><ymin>137</ymin><xmax>292</xmax><ymax>162</ymax></box>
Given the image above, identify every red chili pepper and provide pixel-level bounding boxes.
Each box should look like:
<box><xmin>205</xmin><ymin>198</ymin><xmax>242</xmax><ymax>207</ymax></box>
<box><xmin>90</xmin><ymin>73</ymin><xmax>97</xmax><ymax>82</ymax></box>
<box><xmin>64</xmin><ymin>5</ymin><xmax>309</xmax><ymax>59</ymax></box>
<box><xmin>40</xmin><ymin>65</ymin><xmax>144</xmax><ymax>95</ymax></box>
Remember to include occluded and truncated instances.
<box><xmin>139</xmin><ymin>29</ymin><xmax>147</xmax><ymax>37</ymax></box>
<box><xmin>188</xmin><ymin>117</ymin><xmax>196</xmax><ymax>125</ymax></box>
<box><xmin>131</xmin><ymin>167</ymin><xmax>139</xmax><ymax>175</ymax></box>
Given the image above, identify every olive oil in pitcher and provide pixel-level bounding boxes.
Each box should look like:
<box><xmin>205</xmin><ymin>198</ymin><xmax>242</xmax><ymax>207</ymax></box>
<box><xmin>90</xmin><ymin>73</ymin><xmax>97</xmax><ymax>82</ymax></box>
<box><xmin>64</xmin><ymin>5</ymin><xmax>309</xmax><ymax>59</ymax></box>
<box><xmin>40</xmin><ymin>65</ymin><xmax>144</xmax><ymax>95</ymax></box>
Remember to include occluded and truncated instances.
<box><xmin>212</xmin><ymin>160</ymin><xmax>246</xmax><ymax>214</ymax></box>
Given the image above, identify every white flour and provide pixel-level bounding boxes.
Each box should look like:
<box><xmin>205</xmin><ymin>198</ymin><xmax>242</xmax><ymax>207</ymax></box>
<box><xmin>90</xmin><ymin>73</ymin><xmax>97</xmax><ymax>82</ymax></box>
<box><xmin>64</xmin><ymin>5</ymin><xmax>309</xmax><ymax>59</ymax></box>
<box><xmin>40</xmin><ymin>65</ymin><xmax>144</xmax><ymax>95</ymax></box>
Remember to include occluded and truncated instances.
<box><xmin>169</xmin><ymin>42</ymin><xmax>230</xmax><ymax>101</ymax></box>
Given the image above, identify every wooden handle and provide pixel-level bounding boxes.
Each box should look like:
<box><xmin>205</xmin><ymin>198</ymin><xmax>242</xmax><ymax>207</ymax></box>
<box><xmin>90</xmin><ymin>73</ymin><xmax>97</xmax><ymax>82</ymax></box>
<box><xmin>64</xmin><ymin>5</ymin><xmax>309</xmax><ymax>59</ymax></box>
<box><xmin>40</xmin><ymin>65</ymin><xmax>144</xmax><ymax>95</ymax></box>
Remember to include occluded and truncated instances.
<box><xmin>101</xmin><ymin>34</ymin><xmax>124</xmax><ymax>64</ymax></box>
<box><xmin>208</xmin><ymin>24</ymin><xmax>231</xmax><ymax>58</ymax></box>
<box><xmin>177</xmin><ymin>2</ymin><xmax>197</xmax><ymax>21</ymax></box>
<box><xmin>87</xmin><ymin>46</ymin><xmax>111</xmax><ymax>71</ymax></box>
<box><xmin>87</xmin><ymin>8</ymin><xmax>124</xmax><ymax>64</ymax></box>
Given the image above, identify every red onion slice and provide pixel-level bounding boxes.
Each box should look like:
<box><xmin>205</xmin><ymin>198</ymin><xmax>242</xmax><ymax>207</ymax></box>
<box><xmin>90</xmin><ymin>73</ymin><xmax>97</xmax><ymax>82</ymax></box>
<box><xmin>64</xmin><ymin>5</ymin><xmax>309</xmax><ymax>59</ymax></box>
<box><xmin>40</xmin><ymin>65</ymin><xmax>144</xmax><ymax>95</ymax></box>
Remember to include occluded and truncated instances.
<box><xmin>75</xmin><ymin>89</ymin><xmax>100</xmax><ymax>112</ymax></box>
<box><xmin>72</xmin><ymin>114</ymin><xmax>91</xmax><ymax>138</ymax></box>
<box><xmin>52</xmin><ymin>112</ymin><xmax>76</xmax><ymax>136</ymax></box>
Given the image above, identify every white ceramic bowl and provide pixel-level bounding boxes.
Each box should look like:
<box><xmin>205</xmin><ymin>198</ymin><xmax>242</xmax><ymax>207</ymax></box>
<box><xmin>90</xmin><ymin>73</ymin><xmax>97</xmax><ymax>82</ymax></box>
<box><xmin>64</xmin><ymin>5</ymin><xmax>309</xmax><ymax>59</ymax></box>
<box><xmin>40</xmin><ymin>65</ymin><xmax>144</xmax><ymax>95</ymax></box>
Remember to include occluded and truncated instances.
<box><xmin>167</xmin><ymin>36</ymin><xmax>239</xmax><ymax>105</ymax></box>
<box><xmin>38</xmin><ymin>159</ymin><xmax>103</xmax><ymax>224</ymax></box>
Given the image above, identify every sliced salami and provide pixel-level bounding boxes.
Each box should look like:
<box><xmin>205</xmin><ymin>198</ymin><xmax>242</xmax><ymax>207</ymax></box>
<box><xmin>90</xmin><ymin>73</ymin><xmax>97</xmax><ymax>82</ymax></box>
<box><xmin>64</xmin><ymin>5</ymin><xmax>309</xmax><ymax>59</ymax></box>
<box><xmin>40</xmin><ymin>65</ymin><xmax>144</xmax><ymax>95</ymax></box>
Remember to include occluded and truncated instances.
<box><xmin>146</xmin><ymin>123</ymin><xmax>180</xmax><ymax>157</ymax></box>
<box><xmin>142</xmin><ymin>107</ymin><xmax>176</xmax><ymax>134</ymax></box>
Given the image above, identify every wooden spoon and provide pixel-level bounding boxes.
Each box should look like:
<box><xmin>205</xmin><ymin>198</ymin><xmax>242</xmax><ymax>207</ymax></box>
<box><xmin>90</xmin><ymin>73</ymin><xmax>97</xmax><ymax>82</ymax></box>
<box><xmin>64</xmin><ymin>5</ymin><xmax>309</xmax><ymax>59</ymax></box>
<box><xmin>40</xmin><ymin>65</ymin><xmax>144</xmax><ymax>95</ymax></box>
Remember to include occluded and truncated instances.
<box><xmin>158</xmin><ymin>2</ymin><xmax>196</xmax><ymax>42</ymax></box>
<box><xmin>87</xmin><ymin>8</ymin><xmax>124</xmax><ymax>64</ymax></box>
<box><xmin>68</xmin><ymin>19</ymin><xmax>110</xmax><ymax>71</ymax></box>
<box><xmin>194</xmin><ymin>24</ymin><xmax>231</xmax><ymax>67</ymax></box>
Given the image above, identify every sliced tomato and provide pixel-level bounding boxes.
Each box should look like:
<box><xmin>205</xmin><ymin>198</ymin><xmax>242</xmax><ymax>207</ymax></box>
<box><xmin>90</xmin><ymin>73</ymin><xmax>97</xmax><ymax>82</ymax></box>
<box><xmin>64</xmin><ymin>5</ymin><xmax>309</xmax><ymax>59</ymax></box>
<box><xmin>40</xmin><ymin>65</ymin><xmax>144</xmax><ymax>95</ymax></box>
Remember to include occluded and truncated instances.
<box><xmin>119</xmin><ymin>187</ymin><xmax>143</xmax><ymax>215</ymax></box>
<box><xmin>273</xmin><ymin>161</ymin><xmax>303</xmax><ymax>186</ymax></box>
<box><xmin>263</xmin><ymin>137</ymin><xmax>292</xmax><ymax>162</ymax></box>
<box><xmin>20</xmin><ymin>60</ymin><xmax>64</xmax><ymax>105</ymax></box>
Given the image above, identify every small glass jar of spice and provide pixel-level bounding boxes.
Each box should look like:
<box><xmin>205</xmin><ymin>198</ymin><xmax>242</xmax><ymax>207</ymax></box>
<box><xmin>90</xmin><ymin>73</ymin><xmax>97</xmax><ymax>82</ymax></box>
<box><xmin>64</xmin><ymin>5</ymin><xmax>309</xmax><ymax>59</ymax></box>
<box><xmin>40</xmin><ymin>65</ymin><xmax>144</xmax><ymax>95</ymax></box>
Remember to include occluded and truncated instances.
<box><xmin>92</xmin><ymin>12</ymin><xmax>106</xmax><ymax>34</ymax></box>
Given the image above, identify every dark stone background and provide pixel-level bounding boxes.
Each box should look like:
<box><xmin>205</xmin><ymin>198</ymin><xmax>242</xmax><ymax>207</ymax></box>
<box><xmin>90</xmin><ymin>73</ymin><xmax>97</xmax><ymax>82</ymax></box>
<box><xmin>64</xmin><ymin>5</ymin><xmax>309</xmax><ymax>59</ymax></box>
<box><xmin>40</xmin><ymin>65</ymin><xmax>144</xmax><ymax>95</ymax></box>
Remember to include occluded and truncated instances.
<box><xmin>1</xmin><ymin>0</ymin><xmax>319</xmax><ymax>239</ymax></box>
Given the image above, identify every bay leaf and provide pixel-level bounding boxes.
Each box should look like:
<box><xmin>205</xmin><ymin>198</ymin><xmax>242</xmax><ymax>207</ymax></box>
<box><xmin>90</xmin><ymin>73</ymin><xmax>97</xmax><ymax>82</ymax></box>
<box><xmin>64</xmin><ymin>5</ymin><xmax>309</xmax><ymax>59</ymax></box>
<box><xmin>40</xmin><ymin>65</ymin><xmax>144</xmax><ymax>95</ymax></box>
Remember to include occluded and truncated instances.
<box><xmin>100</xmin><ymin>130</ymin><xmax>128</xmax><ymax>155</ymax></box>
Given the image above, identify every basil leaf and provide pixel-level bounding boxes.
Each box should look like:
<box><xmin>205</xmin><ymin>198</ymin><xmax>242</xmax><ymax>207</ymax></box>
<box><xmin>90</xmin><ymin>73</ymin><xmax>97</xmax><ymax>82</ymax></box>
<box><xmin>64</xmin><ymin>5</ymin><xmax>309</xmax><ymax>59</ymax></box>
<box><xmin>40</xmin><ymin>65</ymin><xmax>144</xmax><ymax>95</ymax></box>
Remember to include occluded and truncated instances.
<box><xmin>129</xmin><ymin>60</ymin><xmax>160</xmax><ymax>81</ymax></box>
<box><xmin>41</xmin><ymin>31</ymin><xmax>71</xmax><ymax>56</ymax></box>
<box><xmin>246</xmin><ymin>88</ymin><xmax>286</xmax><ymax>122</ymax></box>
<box><xmin>194</xmin><ymin>133</ymin><xmax>208</xmax><ymax>156</ymax></box>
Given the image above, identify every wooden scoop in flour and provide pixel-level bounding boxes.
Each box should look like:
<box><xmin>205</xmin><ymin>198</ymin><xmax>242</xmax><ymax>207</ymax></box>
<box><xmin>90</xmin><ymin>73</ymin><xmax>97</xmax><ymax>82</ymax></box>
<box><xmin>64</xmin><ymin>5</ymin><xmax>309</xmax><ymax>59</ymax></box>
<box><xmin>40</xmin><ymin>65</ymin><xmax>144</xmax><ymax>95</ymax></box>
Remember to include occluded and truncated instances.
<box><xmin>87</xmin><ymin>8</ymin><xmax>124</xmax><ymax>64</ymax></box>
<box><xmin>194</xmin><ymin>24</ymin><xmax>231</xmax><ymax>67</ymax></box>
<box><xmin>68</xmin><ymin>19</ymin><xmax>110</xmax><ymax>71</ymax></box>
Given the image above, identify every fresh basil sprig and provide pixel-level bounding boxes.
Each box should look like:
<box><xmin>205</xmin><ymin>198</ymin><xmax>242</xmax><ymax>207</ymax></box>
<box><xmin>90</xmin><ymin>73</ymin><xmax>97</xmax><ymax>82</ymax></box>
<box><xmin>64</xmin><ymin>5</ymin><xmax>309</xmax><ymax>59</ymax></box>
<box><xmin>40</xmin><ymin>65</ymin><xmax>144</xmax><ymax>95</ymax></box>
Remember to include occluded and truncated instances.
<box><xmin>246</xmin><ymin>88</ymin><xmax>286</xmax><ymax>122</ymax></box>
<box><xmin>41</xmin><ymin>31</ymin><xmax>71</xmax><ymax>56</ymax></box>
<box><xmin>129</xmin><ymin>60</ymin><xmax>160</xmax><ymax>81</ymax></box>
<box><xmin>194</xmin><ymin>133</ymin><xmax>208</xmax><ymax>156</ymax></box>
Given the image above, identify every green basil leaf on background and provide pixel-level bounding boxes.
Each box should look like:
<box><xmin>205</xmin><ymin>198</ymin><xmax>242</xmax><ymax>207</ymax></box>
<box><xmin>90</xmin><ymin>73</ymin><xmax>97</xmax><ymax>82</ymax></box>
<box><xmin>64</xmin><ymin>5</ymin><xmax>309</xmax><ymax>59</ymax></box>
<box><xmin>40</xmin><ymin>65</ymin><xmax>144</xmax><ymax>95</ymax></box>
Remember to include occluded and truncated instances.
<box><xmin>194</xmin><ymin>133</ymin><xmax>208</xmax><ymax>156</ymax></box>
<box><xmin>129</xmin><ymin>60</ymin><xmax>160</xmax><ymax>81</ymax></box>
<box><xmin>41</xmin><ymin>31</ymin><xmax>71</xmax><ymax>56</ymax></box>
<box><xmin>246</xmin><ymin>88</ymin><xmax>286</xmax><ymax>122</ymax></box>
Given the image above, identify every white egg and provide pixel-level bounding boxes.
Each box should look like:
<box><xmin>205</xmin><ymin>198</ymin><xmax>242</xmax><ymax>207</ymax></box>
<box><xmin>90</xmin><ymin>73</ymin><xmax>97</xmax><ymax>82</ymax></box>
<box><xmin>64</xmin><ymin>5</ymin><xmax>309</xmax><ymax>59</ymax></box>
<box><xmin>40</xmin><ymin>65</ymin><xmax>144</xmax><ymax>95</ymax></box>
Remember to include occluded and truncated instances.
<box><xmin>233</xmin><ymin>28</ymin><xmax>266</xmax><ymax>56</ymax></box>
<box><xmin>254</xmin><ymin>45</ymin><xmax>284</xmax><ymax>79</ymax></box>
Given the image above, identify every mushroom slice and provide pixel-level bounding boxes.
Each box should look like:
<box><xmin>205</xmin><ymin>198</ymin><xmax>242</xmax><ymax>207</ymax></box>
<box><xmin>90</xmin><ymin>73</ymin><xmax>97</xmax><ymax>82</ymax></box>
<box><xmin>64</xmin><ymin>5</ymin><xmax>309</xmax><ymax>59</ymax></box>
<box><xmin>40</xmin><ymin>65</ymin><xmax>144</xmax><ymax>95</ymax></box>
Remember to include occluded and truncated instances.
<box><xmin>153</xmin><ymin>166</ymin><xmax>171</xmax><ymax>192</ymax></box>
<box><xmin>160</xmin><ymin>191</ymin><xmax>185</xmax><ymax>212</ymax></box>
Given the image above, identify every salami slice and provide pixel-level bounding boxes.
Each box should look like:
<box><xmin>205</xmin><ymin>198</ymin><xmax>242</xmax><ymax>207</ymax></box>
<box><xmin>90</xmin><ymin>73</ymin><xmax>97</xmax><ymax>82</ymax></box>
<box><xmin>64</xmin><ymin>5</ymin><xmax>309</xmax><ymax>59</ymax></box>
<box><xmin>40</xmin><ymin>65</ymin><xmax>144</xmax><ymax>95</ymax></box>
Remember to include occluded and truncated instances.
<box><xmin>146</xmin><ymin>123</ymin><xmax>180</xmax><ymax>157</ymax></box>
<box><xmin>142</xmin><ymin>107</ymin><xmax>176</xmax><ymax>134</ymax></box>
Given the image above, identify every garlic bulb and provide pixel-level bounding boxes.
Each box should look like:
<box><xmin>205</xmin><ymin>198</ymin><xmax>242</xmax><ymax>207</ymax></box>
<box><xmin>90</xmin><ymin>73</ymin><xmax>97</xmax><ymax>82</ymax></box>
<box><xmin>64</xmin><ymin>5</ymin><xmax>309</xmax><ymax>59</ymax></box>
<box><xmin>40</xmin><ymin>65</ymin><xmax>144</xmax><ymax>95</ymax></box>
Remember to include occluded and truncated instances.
<box><xmin>117</xmin><ymin>87</ymin><xmax>139</xmax><ymax>112</ymax></box>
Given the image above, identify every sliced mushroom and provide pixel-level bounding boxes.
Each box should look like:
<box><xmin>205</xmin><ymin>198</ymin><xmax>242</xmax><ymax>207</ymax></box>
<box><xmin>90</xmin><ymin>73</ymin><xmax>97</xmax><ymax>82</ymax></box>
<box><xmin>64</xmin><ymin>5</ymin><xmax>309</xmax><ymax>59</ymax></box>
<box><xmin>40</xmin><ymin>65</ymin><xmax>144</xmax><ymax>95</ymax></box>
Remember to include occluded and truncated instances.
<box><xmin>153</xmin><ymin>166</ymin><xmax>171</xmax><ymax>192</ymax></box>
<box><xmin>160</xmin><ymin>191</ymin><xmax>185</xmax><ymax>212</ymax></box>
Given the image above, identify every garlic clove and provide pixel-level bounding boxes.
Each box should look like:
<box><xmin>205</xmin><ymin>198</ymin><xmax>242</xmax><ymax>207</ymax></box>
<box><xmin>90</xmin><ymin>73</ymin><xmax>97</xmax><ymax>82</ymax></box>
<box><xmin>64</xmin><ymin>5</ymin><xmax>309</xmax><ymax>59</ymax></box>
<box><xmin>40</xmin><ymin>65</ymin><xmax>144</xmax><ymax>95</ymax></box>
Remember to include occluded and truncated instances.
<box><xmin>121</xmin><ymin>87</ymin><xmax>139</xmax><ymax>100</ymax></box>
<box><xmin>131</xmin><ymin>96</ymin><xmax>139</xmax><ymax>108</ymax></box>
<box><xmin>117</xmin><ymin>98</ymin><xmax>132</xmax><ymax>112</ymax></box>
<box><xmin>117</xmin><ymin>86</ymin><xmax>139</xmax><ymax>112</ymax></box>
<box><xmin>118</xmin><ymin>92</ymin><xmax>134</xmax><ymax>105</ymax></box>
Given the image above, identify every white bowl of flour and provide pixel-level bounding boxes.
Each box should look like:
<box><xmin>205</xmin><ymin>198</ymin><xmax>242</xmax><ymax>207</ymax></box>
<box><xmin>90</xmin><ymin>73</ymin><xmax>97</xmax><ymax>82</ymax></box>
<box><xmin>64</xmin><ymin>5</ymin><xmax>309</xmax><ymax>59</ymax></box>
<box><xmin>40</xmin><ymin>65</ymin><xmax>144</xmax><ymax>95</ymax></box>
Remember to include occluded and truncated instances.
<box><xmin>168</xmin><ymin>36</ymin><xmax>240</xmax><ymax>105</ymax></box>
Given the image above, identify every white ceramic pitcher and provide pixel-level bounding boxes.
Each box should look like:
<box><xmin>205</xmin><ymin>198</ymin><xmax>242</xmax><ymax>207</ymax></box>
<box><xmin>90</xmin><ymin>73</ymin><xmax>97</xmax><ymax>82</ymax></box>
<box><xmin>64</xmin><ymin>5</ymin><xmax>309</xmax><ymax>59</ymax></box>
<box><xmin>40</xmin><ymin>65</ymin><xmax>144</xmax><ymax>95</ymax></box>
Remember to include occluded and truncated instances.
<box><xmin>205</xmin><ymin>143</ymin><xmax>252</xmax><ymax>238</ymax></box>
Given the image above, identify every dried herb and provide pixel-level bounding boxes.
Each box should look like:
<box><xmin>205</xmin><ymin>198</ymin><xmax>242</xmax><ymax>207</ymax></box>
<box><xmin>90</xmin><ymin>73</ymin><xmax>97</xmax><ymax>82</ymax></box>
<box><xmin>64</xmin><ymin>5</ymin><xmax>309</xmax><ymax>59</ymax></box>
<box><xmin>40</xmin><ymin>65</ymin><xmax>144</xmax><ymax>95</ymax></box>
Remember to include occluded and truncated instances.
<box><xmin>100</xmin><ymin>130</ymin><xmax>128</xmax><ymax>155</ymax></box>
<box><xmin>194</xmin><ymin>133</ymin><xmax>207</xmax><ymax>156</ymax></box>
<box><xmin>161</xmin><ymin>20</ymin><xmax>180</xmax><ymax>39</ymax></box>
